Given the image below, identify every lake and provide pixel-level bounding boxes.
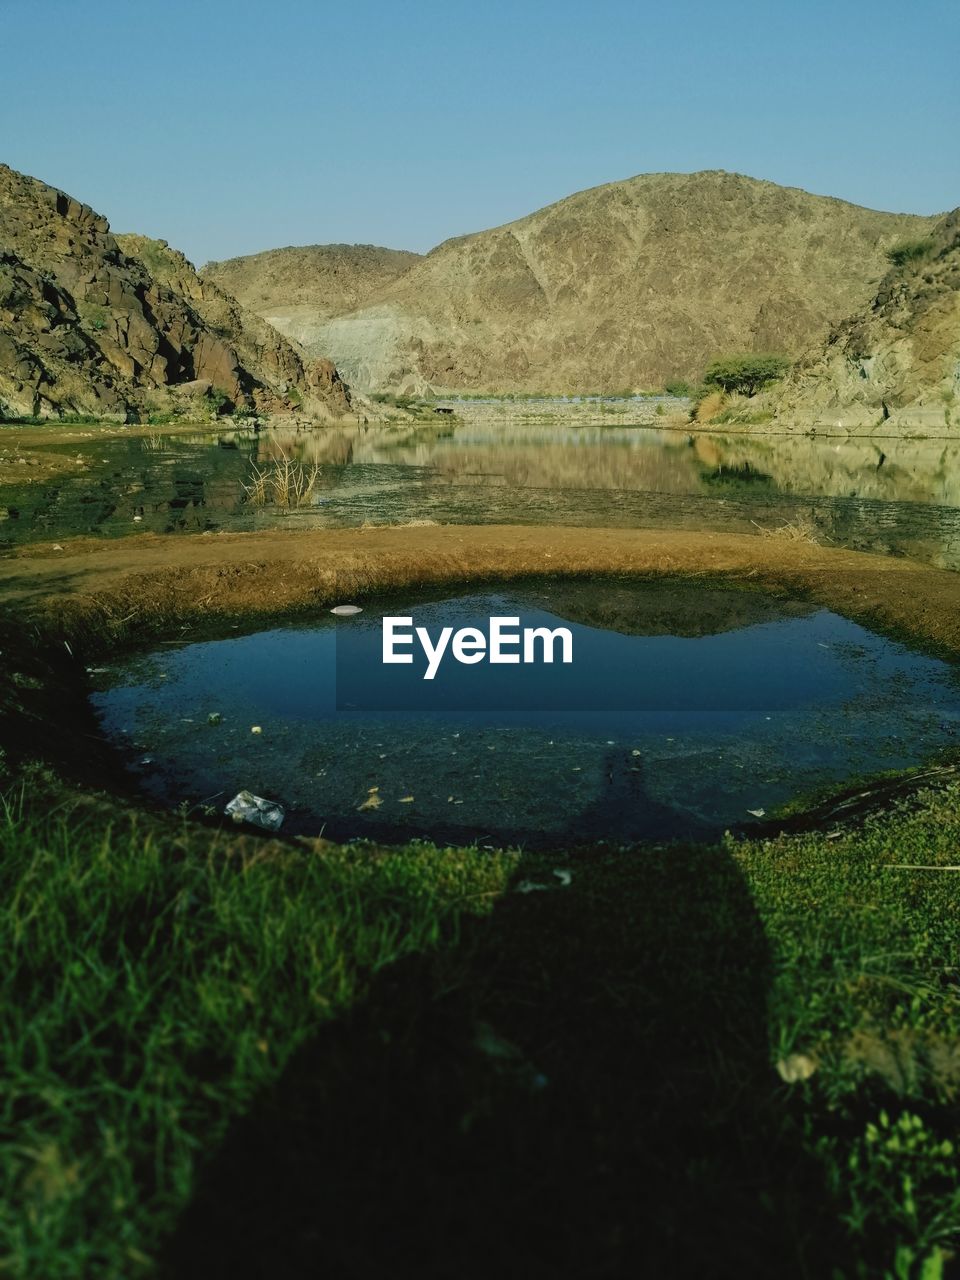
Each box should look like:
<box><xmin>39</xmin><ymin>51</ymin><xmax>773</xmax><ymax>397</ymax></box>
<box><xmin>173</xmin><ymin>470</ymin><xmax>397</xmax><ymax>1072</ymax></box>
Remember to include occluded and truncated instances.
<box><xmin>3</xmin><ymin>416</ymin><xmax>960</xmax><ymax>568</ymax></box>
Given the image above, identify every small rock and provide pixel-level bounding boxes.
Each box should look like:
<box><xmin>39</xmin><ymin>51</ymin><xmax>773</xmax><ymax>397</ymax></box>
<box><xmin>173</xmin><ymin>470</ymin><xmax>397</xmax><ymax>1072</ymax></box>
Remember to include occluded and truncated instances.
<box><xmin>776</xmin><ymin>1053</ymin><xmax>818</xmax><ymax>1083</ymax></box>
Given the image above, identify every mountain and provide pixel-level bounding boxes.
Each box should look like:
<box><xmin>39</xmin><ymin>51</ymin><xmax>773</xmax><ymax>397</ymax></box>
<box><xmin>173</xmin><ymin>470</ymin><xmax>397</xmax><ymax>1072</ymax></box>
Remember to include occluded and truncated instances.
<box><xmin>203</xmin><ymin>243</ymin><xmax>422</xmax><ymax>351</ymax></box>
<box><xmin>203</xmin><ymin>171</ymin><xmax>937</xmax><ymax>394</ymax></box>
<box><xmin>0</xmin><ymin>165</ymin><xmax>351</xmax><ymax>420</ymax></box>
<box><xmin>768</xmin><ymin>209</ymin><xmax>960</xmax><ymax>432</ymax></box>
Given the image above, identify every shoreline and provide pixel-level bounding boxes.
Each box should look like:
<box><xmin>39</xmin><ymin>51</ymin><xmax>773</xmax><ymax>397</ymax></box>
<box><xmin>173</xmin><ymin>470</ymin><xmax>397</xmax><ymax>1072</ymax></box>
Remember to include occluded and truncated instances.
<box><xmin>3</xmin><ymin>524</ymin><xmax>959</xmax><ymax>658</ymax></box>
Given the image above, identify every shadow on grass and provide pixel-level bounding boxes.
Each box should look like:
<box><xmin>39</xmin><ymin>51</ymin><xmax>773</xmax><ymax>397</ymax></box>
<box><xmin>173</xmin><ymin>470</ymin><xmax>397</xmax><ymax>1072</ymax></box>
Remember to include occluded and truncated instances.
<box><xmin>164</xmin><ymin>845</ymin><xmax>848</xmax><ymax>1278</ymax></box>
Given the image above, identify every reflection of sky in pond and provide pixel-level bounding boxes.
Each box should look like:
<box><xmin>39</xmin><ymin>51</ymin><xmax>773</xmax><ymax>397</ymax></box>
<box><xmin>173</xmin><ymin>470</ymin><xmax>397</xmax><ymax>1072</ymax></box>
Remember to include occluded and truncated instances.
<box><xmin>3</xmin><ymin>420</ymin><xmax>960</xmax><ymax>568</ymax></box>
<box><xmin>90</xmin><ymin>582</ymin><xmax>960</xmax><ymax>849</ymax></box>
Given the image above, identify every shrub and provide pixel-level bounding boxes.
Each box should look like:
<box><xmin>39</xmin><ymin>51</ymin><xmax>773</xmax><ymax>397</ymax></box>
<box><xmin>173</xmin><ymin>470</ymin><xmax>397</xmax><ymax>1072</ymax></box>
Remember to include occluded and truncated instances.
<box><xmin>664</xmin><ymin>379</ymin><xmax>692</xmax><ymax>398</ymax></box>
<box><xmin>77</xmin><ymin>301</ymin><xmax>110</xmax><ymax>333</ymax></box>
<box><xmin>886</xmin><ymin>238</ymin><xmax>935</xmax><ymax>269</ymax></box>
<box><xmin>206</xmin><ymin>387</ymin><xmax>230</xmax><ymax>415</ymax></box>
<box><xmin>701</xmin><ymin>355</ymin><xmax>790</xmax><ymax>397</ymax></box>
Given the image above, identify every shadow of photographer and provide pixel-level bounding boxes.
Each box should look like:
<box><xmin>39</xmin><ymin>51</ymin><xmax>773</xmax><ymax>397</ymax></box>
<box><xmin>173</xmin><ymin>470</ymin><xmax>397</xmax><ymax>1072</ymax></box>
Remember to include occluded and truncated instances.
<box><xmin>164</xmin><ymin>836</ymin><xmax>847</xmax><ymax>1278</ymax></box>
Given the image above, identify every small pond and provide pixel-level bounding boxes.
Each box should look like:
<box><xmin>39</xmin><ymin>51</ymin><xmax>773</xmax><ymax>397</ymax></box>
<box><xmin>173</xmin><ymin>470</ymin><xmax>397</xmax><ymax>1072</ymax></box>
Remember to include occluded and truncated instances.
<box><xmin>89</xmin><ymin>579</ymin><xmax>960</xmax><ymax>848</ymax></box>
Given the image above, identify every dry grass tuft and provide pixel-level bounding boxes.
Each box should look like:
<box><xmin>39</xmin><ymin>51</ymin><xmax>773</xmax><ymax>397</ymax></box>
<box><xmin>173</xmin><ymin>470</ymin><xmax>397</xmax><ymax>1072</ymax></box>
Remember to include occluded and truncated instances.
<box><xmin>751</xmin><ymin>515</ymin><xmax>827</xmax><ymax>546</ymax></box>
<box><xmin>694</xmin><ymin>389</ymin><xmax>726</xmax><ymax>422</ymax></box>
<box><xmin>241</xmin><ymin>458</ymin><xmax>323</xmax><ymax>509</ymax></box>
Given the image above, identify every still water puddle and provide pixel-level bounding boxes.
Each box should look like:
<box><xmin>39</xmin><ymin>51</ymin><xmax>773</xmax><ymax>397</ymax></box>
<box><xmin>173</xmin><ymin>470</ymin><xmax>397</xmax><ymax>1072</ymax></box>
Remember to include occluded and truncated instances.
<box><xmin>90</xmin><ymin>580</ymin><xmax>960</xmax><ymax>848</ymax></box>
<box><xmin>3</xmin><ymin>419</ymin><xmax>960</xmax><ymax>567</ymax></box>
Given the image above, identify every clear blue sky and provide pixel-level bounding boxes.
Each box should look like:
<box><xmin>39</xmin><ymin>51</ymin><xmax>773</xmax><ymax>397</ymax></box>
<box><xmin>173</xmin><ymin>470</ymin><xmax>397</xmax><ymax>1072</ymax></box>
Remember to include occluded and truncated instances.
<box><xmin>2</xmin><ymin>0</ymin><xmax>957</xmax><ymax>266</ymax></box>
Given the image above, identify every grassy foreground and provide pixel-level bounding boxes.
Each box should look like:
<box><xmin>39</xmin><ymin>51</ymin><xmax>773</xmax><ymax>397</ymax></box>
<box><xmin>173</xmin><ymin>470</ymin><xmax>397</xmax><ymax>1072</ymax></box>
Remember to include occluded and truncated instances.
<box><xmin>2</xmin><ymin>770</ymin><xmax>960</xmax><ymax>1277</ymax></box>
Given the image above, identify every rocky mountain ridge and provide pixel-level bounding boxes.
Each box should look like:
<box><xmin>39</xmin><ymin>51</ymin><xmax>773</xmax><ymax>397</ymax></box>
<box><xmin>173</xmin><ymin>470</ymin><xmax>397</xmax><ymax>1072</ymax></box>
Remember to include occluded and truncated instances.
<box><xmin>768</xmin><ymin>209</ymin><xmax>960</xmax><ymax>432</ymax></box>
<box><xmin>204</xmin><ymin>171</ymin><xmax>938</xmax><ymax>396</ymax></box>
<box><xmin>0</xmin><ymin>165</ymin><xmax>351</xmax><ymax>420</ymax></box>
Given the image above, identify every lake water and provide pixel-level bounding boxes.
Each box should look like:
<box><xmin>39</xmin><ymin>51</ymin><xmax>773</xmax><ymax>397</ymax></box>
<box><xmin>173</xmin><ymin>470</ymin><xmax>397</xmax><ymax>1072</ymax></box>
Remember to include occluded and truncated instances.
<box><xmin>4</xmin><ymin>417</ymin><xmax>960</xmax><ymax>568</ymax></box>
<box><xmin>90</xmin><ymin>579</ymin><xmax>960</xmax><ymax>847</ymax></box>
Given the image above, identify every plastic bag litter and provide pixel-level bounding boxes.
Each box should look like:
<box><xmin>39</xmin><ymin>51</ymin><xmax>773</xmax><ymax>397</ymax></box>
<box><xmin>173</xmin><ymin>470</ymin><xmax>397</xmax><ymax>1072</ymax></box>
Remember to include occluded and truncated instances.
<box><xmin>516</xmin><ymin>868</ymin><xmax>573</xmax><ymax>894</ymax></box>
<box><xmin>330</xmin><ymin>604</ymin><xmax>362</xmax><ymax>616</ymax></box>
<box><xmin>225</xmin><ymin>790</ymin><xmax>285</xmax><ymax>831</ymax></box>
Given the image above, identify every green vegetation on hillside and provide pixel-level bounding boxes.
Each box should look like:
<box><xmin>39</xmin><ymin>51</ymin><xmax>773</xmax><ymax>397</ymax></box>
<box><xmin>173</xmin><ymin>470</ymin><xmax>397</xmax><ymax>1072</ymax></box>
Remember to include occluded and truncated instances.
<box><xmin>370</xmin><ymin>391</ymin><xmax>450</xmax><ymax>420</ymax></box>
<box><xmin>886</xmin><ymin>237</ymin><xmax>937</xmax><ymax>269</ymax></box>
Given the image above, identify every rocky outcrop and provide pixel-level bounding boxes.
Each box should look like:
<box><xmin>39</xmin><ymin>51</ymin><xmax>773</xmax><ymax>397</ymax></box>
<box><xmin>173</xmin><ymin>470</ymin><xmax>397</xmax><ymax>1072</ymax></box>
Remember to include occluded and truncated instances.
<box><xmin>207</xmin><ymin>171</ymin><xmax>938</xmax><ymax>395</ymax></box>
<box><xmin>768</xmin><ymin>210</ymin><xmax>960</xmax><ymax>433</ymax></box>
<box><xmin>0</xmin><ymin>165</ymin><xmax>350</xmax><ymax>419</ymax></box>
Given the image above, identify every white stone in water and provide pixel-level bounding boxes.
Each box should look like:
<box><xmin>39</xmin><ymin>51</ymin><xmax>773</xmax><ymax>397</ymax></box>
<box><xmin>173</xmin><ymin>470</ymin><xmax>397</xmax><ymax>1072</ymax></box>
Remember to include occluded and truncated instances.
<box><xmin>330</xmin><ymin>604</ymin><xmax>363</xmax><ymax>616</ymax></box>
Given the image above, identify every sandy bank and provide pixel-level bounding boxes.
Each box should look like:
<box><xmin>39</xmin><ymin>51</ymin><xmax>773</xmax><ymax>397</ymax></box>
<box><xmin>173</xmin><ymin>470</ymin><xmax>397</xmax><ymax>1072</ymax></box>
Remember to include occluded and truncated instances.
<box><xmin>1</xmin><ymin>524</ymin><xmax>958</xmax><ymax>659</ymax></box>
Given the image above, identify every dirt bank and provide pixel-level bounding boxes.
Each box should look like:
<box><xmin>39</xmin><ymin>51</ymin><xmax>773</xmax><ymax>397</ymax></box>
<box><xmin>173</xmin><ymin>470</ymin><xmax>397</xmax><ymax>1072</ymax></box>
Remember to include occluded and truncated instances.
<box><xmin>2</xmin><ymin>524</ymin><xmax>959</xmax><ymax>659</ymax></box>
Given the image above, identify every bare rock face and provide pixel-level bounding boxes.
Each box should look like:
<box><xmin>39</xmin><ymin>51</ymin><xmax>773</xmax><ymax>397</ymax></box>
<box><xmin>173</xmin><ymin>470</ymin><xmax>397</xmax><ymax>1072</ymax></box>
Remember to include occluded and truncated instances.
<box><xmin>206</xmin><ymin>171</ymin><xmax>937</xmax><ymax>395</ymax></box>
<box><xmin>0</xmin><ymin>165</ymin><xmax>350</xmax><ymax>419</ymax></box>
<box><xmin>770</xmin><ymin>210</ymin><xmax>960</xmax><ymax>432</ymax></box>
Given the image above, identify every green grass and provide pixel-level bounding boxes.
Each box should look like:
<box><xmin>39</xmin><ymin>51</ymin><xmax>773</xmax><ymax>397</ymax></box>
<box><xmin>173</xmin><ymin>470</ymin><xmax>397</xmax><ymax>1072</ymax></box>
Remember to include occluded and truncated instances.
<box><xmin>0</xmin><ymin>777</ymin><xmax>512</xmax><ymax>1277</ymax></box>
<box><xmin>714</xmin><ymin>407</ymin><xmax>776</xmax><ymax>425</ymax></box>
<box><xmin>2</xmin><ymin>771</ymin><xmax>960</xmax><ymax>1276</ymax></box>
<box><xmin>0</xmin><ymin>412</ymin><xmax>107</xmax><ymax>426</ymax></box>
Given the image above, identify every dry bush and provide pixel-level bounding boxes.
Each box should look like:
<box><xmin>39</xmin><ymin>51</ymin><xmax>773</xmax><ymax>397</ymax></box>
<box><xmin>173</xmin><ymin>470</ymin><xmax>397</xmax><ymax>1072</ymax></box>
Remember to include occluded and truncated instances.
<box><xmin>694</xmin><ymin>389</ymin><xmax>726</xmax><ymax>422</ymax></box>
<box><xmin>241</xmin><ymin>459</ymin><xmax>323</xmax><ymax>509</ymax></box>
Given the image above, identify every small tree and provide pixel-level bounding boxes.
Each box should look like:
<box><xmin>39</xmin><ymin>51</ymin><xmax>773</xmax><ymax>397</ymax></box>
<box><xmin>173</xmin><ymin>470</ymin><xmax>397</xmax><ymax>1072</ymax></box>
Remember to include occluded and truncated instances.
<box><xmin>701</xmin><ymin>355</ymin><xmax>790</xmax><ymax>397</ymax></box>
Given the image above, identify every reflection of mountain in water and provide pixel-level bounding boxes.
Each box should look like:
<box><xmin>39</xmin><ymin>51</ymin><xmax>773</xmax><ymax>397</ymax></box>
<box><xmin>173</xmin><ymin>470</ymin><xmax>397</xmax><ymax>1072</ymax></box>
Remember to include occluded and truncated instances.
<box><xmin>511</xmin><ymin>578</ymin><xmax>814</xmax><ymax>639</ymax></box>
<box><xmin>3</xmin><ymin>423</ymin><xmax>960</xmax><ymax>568</ymax></box>
<box><xmin>275</xmin><ymin>423</ymin><xmax>960</xmax><ymax>509</ymax></box>
<box><xmin>693</xmin><ymin>435</ymin><xmax>960</xmax><ymax>507</ymax></box>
